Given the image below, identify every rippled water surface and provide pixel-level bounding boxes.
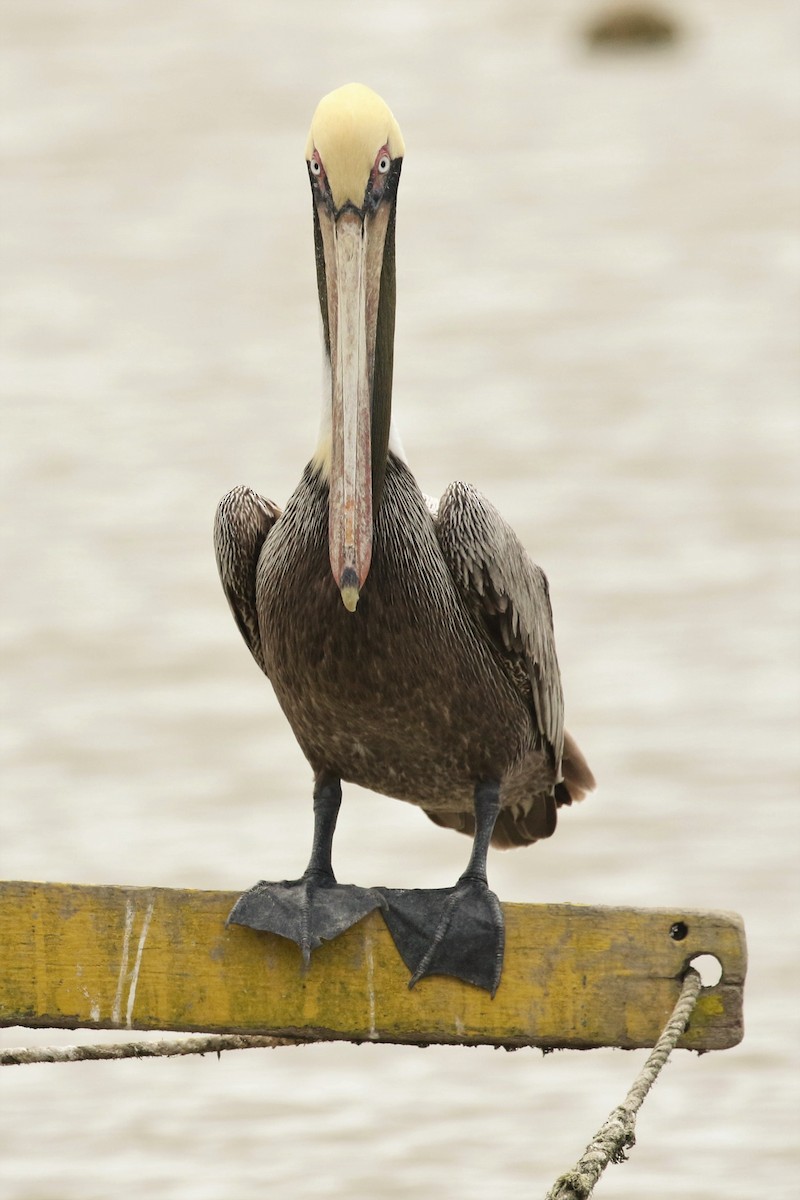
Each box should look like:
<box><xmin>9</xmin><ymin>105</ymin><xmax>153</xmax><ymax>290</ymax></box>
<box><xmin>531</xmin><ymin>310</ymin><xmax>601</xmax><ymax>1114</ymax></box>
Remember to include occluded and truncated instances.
<box><xmin>2</xmin><ymin>2</ymin><xmax>798</xmax><ymax>1196</ymax></box>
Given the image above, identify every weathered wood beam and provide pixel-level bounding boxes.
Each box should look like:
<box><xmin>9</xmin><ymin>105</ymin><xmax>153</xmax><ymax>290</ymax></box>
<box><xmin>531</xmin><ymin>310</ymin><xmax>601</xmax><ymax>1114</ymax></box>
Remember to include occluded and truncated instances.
<box><xmin>0</xmin><ymin>881</ymin><xmax>745</xmax><ymax>1050</ymax></box>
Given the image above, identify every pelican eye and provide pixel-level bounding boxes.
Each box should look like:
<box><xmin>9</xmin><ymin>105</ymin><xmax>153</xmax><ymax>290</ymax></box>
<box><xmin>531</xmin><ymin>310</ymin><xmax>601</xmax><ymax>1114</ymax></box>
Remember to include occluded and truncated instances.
<box><xmin>365</xmin><ymin>145</ymin><xmax>394</xmax><ymax>208</ymax></box>
<box><xmin>309</xmin><ymin>152</ymin><xmax>324</xmax><ymax>177</ymax></box>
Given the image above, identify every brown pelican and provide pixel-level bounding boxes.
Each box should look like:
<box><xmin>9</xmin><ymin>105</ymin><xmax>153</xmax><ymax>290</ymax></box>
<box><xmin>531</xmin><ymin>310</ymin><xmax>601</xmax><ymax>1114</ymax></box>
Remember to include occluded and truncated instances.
<box><xmin>215</xmin><ymin>83</ymin><xmax>594</xmax><ymax>994</ymax></box>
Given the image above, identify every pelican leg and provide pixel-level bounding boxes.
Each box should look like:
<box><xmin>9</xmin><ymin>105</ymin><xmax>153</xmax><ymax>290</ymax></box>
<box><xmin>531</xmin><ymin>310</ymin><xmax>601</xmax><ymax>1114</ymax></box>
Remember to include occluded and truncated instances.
<box><xmin>227</xmin><ymin>776</ymin><xmax>385</xmax><ymax>963</ymax></box>
<box><xmin>380</xmin><ymin>781</ymin><xmax>505</xmax><ymax>996</ymax></box>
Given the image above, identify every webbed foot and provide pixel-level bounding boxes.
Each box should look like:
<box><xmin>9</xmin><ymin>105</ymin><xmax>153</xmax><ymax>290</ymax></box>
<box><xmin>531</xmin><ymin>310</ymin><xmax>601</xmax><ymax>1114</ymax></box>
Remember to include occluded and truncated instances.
<box><xmin>228</xmin><ymin>872</ymin><xmax>385</xmax><ymax>965</ymax></box>
<box><xmin>380</xmin><ymin>876</ymin><xmax>505</xmax><ymax>996</ymax></box>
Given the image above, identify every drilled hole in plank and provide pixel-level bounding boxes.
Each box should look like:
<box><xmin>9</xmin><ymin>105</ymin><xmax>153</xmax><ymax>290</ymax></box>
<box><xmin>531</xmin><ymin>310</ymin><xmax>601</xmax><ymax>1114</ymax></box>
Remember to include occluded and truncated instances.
<box><xmin>689</xmin><ymin>954</ymin><xmax>723</xmax><ymax>987</ymax></box>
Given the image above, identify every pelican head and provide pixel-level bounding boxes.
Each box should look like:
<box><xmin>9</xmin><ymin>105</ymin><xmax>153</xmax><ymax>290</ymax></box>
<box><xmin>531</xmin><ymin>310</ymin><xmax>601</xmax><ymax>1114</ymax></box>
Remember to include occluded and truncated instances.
<box><xmin>306</xmin><ymin>84</ymin><xmax>405</xmax><ymax>612</ymax></box>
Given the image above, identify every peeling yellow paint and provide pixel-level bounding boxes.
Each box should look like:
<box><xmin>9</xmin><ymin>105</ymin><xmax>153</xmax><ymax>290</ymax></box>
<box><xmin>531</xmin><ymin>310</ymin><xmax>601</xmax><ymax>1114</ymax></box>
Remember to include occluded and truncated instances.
<box><xmin>0</xmin><ymin>882</ymin><xmax>746</xmax><ymax>1051</ymax></box>
<box><xmin>696</xmin><ymin>993</ymin><xmax>726</xmax><ymax>1018</ymax></box>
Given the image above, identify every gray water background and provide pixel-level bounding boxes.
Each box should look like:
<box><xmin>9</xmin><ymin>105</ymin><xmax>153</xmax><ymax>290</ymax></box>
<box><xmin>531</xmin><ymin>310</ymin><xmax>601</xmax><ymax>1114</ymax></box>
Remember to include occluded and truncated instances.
<box><xmin>1</xmin><ymin>1</ymin><xmax>798</xmax><ymax>1196</ymax></box>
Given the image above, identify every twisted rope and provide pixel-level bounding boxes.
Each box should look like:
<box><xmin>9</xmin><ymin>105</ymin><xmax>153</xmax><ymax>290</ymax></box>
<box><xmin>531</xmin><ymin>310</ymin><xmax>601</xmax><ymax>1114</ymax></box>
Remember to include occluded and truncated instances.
<box><xmin>2</xmin><ymin>969</ymin><xmax>705</xmax><ymax>1198</ymax></box>
<box><xmin>545</xmin><ymin>967</ymin><xmax>703</xmax><ymax>1200</ymax></box>
<box><xmin>0</xmin><ymin>1033</ymin><xmax>308</xmax><ymax>1066</ymax></box>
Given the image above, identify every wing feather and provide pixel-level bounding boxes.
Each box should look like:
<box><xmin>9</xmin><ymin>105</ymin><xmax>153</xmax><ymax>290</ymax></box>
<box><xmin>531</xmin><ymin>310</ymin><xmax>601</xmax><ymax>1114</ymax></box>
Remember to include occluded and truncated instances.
<box><xmin>213</xmin><ymin>485</ymin><xmax>280</xmax><ymax>676</ymax></box>
<box><xmin>435</xmin><ymin>480</ymin><xmax>565</xmax><ymax>773</ymax></box>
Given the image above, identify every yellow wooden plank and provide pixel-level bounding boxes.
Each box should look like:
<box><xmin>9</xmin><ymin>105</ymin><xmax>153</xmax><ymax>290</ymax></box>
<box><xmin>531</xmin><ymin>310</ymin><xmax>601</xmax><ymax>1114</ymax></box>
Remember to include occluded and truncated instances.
<box><xmin>0</xmin><ymin>881</ymin><xmax>745</xmax><ymax>1050</ymax></box>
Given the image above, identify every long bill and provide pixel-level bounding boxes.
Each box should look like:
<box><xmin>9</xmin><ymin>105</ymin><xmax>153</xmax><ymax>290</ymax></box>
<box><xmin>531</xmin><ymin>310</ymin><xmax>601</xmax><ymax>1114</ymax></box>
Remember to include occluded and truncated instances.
<box><xmin>318</xmin><ymin>204</ymin><xmax>390</xmax><ymax>612</ymax></box>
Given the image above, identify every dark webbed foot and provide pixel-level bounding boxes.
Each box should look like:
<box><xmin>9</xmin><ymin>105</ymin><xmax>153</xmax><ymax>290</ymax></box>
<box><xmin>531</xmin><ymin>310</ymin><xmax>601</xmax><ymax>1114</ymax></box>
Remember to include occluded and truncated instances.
<box><xmin>380</xmin><ymin>876</ymin><xmax>505</xmax><ymax>995</ymax></box>
<box><xmin>228</xmin><ymin>872</ymin><xmax>385</xmax><ymax>965</ymax></box>
<box><xmin>228</xmin><ymin>774</ymin><xmax>383</xmax><ymax>964</ymax></box>
<box><xmin>381</xmin><ymin>780</ymin><xmax>506</xmax><ymax>996</ymax></box>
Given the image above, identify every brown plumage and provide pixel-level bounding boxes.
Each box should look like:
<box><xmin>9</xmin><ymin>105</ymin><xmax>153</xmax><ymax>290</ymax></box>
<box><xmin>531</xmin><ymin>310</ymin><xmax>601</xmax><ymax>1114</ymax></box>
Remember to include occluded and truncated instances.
<box><xmin>214</xmin><ymin>83</ymin><xmax>594</xmax><ymax>992</ymax></box>
<box><xmin>214</xmin><ymin>456</ymin><xmax>594</xmax><ymax>848</ymax></box>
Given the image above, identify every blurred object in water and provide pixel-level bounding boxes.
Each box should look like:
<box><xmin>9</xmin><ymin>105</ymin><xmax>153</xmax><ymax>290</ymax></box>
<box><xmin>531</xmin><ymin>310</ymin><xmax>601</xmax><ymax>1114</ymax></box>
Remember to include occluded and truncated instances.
<box><xmin>584</xmin><ymin>3</ymin><xmax>681</xmax><ymax>49</ymax></box>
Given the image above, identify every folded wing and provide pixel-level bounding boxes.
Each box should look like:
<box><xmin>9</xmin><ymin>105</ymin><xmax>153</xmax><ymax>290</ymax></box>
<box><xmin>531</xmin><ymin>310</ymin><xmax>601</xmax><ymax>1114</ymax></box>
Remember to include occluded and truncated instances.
<box><xmin>430</xmin><ymin>481</ymin><xmax>593</xmax><ymax>847</ymax></box>
<box><xmin>213</xmin><ymin>485</ymin><xmax>281</xmax><ymax>676</ymax></box>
